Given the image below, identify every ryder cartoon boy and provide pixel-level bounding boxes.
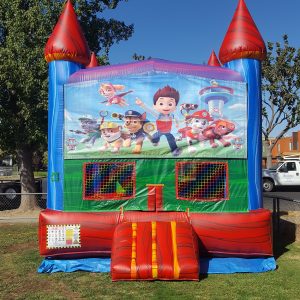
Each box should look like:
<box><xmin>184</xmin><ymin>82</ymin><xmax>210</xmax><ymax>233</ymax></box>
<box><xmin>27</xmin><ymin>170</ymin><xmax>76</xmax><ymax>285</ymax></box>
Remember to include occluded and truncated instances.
<box><xmin>136</xmin><ymin>85</ymin><xmax>181</xmax><ymax>156</ymax></box>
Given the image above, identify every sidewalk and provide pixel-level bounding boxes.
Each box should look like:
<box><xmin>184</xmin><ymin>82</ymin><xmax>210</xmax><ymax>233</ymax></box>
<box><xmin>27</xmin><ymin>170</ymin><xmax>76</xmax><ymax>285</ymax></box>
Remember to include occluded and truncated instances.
<box><xmin>0</xmin><ymin>209</ymin><xmax>39</xmax><ymax>224</ymax></box>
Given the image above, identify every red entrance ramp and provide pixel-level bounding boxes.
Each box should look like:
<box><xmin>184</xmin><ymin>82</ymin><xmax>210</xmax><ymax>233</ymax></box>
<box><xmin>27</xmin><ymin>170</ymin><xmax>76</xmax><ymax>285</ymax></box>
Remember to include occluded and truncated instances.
<box><xmin>111</xmin><ymin>221</ymin><xmax>199</xmax><ymax>281</ymax></box>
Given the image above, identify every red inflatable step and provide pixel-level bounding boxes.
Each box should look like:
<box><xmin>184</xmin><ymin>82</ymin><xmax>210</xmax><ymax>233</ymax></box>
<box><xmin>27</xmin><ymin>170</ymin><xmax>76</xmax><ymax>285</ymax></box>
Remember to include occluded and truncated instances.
<box><xmin>111</xmin><ymin>221</ymin><xmax>199</xmax><ymax>281</ymax></box>
<box><xmin>39</xmin><ymin>209</ymin><xmax>273</xmax><ymax>258</ymax></box>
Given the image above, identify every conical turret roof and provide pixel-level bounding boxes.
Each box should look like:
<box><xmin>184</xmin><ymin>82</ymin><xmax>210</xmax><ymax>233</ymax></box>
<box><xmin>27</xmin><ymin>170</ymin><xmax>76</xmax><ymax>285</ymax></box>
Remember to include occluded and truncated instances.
<box><xmin>207</xmin><ymin>51</ymin><xmax>221</xmax><ymax>67</ymax></box>
<box><xmin>45</xmin><ymin>0</ymin><xmax>90</xmax><ymax>65</ymax></box>
<box><xmin>86</xmin><ymin>52</ymin><xmax>99</xmax><ymax>68</ymax></box>
<box><xmin>219</xmin><ymin>0</ymin><xmax>266</xmax><ymax>64</ymax></box>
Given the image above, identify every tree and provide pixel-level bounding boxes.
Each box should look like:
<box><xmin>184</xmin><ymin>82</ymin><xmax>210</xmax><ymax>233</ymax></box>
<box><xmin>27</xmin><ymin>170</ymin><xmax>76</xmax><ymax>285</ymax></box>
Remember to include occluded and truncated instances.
<box><xmin>262</xmin><ymin>35</ymin><xmax>300</xmax><ymax>168</ymax></box>
<box><xmin>132</xmin><ymin>53</ymin><xmax>151</xmax><ymax>61</ymax></box>
<box><xmin>0</xmin><ymin>0</ymin><xmax>133</xmax><ymax>210</ymax></box>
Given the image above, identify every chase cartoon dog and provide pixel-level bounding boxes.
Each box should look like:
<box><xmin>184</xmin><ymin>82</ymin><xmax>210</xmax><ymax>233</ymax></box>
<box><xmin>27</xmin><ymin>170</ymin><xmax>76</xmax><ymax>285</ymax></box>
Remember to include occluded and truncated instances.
<box><xmin>122</xmin><ymin>110</ymin><xmax>155</xmax><ymax>154</ymax></box>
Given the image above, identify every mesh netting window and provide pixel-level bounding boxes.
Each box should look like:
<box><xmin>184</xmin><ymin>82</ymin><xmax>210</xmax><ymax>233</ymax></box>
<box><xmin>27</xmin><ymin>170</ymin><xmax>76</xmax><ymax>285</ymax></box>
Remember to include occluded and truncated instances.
<box><xmin>83</xmin><ymin>162</ymin><xmax>136</xmax><ymax>200</ymax></box>
<box><xmin>176</xmin><ymin>162</ymin><xmax>229</xmax><ymax>201</ymax></box>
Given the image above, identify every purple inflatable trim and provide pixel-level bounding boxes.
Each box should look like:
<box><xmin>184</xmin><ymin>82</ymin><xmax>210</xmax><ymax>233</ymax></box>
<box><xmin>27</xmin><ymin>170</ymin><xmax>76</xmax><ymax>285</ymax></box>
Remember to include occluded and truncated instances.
<box><xmin>68</xmin><ymin>58</ymin><xmax>244</xmax><ymax>83</ymax></box>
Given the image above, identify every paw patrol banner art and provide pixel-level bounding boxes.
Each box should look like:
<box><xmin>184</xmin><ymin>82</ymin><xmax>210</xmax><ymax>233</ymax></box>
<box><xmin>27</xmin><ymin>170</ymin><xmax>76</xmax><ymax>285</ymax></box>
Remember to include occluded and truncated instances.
<box><xmin>64</xmin><ymin>73</ymin><xmax>247</xmax><ymax>159</ymax></box>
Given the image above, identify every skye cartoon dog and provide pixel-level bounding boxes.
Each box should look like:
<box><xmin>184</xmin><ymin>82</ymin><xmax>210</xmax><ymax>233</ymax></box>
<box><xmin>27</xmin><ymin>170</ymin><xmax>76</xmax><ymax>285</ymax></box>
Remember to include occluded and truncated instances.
<box><xmin>99</xmin><ymin>83</ymin><xmax>132</xmax><ymax>107</ymax></box>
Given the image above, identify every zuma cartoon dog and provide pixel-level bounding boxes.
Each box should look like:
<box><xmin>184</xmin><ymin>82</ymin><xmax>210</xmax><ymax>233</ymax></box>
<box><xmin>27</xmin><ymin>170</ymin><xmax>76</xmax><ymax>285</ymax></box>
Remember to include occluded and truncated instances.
<box><xmin>202</xmin><ymin>119</ymin><xmax>235</xmax><ymax>148</ymax></box>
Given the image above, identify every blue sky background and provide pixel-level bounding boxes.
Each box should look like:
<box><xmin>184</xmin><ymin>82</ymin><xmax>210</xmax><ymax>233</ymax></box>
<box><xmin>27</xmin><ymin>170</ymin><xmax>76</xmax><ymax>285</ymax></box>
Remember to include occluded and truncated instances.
<box><xmin>101</xmin><ymin>0</ymin><xmax>300</xmax><ymax>137</ymax></box>
<box><xmin>102</xmin><ymin>0</ymin><xmax>299</xmax><ymax>65</ymax></box>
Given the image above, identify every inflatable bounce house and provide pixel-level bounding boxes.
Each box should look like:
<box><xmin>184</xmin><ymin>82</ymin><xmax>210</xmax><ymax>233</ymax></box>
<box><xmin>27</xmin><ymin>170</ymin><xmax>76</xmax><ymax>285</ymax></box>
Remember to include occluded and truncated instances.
<box><xmin>38</xmin><ymin>0</ymin><xmax>276</xmax><ymax>279</ymax></box>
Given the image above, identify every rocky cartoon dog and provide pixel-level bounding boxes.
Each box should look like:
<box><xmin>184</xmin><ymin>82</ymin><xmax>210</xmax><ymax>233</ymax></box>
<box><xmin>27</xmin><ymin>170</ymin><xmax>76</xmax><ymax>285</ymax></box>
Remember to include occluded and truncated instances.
<box><xmin>99</xmin><ymin>121</ymin><xmax>129</xmax><ymax>153</ymax></box>
<box><xmin>69</xmin><ymin>116</ymin><xmax>100</xmax><ymax>148</ymax></box>
<box><xmin>202</xmin><ymin>119</ymin><xmax>235</xmax><ymax>148</ymax></box>
<box><xmin>178</xmin><ymin>110</ymin><xmax>213</xmax><ymax>153</ymax></box>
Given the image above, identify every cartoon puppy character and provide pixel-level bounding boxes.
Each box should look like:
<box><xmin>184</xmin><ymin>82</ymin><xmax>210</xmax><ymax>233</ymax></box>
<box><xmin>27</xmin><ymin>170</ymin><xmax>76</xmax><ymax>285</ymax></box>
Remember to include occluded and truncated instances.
<box><xmin>99</xmin><ymin>121</ymin><xmax>128</xmax><ymax>153</ymax></box>
<box><xmin>184</xmin><ymin>110</ymin><xmax>213</xmax><ymax>153</ymax></box>
<box><xmin>202</xmin><ymin>119</ymin><xmax>235</xmax><ymax>148</ymax></box>
<box><xmin>122</xmin><ymin>110</ymin><xmax>154</xmax><ymax>154</ymax></box>
<box><xmin>70</xmin><ymin>116</ymin><xmax>100</xmax><ymax>147</ymax></box>
<box><xmin>99</xmin><ymin>83</ymin><xmax>132</xmax><ymax>107</ymax></box>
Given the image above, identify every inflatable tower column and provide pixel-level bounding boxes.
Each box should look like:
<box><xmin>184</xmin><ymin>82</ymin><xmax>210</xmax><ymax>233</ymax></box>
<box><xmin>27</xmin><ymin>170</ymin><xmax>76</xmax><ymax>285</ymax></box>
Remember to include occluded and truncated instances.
<box><xmin>219</xmin><ymin>0</ymin><xmax>266</xmax><ymax>210</ymax></box>
<box><xmin>44</xmin><ymin>0</ymin><xmax>90</xmax><ymax>210</ymax></box>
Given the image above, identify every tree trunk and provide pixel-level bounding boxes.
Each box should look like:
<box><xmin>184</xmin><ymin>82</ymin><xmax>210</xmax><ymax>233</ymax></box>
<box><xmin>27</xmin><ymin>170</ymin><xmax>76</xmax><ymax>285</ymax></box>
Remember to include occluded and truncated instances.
<box><xmin>17</xmin><ymin>147</ymin><xmax>40</xmax><ymax>211</ymax></box>
<box><xmin>263</xmin><ymin>140</ymin><xmax>273</xmax><ymax>169</ymax></box>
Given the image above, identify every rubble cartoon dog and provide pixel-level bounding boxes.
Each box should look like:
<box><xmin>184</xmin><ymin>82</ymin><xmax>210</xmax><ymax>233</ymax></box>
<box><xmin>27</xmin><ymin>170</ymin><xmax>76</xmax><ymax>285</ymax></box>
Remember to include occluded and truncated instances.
<box><xmin>99</xmin><ymin>121</ymin><xmax>129</xmax><ymax>153</ymax></box>
<box><xmin>99</xmin><ymin>83</ymin><xmax>132</xmax><ymax>107</ymax></box>
<box><xmin>202</xmin><ymin>119</ymin><xmax>235</xmax><ymax>148</ymax></box>
<box><xmin>121</xmin><ymin>110</ymin><xmax>155</xmax><ymax>154</ymax></box>
<box><xmin>69</xmin><ymin>116</ymin><xmax>100</xmax><ymax>147</ymax></box>
<box><xmin>178</xmin><ymin>110</ymin><xmax>213</xmax><ymax>153</ymax></box>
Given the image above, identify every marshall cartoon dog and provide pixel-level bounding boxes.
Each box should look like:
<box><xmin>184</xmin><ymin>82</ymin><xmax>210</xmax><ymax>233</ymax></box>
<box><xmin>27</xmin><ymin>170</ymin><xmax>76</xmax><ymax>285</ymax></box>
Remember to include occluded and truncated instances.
<box><xmin>99</xmin><ymin>121</ymin><xmax>129</xmax><ymax>153</ymax></box>
<box><xmin>202</xmin><ymin>119</ymin><xmax>235</xmax><ymax>148</ymax></box>
<box><xmin>178</xmin><ymin>110</ymin><xmax>213</xmax><ymax>153</ymax></box>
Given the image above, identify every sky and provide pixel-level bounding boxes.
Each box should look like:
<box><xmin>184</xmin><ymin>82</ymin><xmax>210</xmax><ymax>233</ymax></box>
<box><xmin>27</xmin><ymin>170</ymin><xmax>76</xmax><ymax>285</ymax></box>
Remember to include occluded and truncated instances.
<box><xmin>102</xmin><ymin>0</ymin><xmax>300</xmax><ymax>64</ymax></box>
<box><xmin>101</xmin><ymin>0</ymin><xmax>300</xmax><ymax>136</ymax></box>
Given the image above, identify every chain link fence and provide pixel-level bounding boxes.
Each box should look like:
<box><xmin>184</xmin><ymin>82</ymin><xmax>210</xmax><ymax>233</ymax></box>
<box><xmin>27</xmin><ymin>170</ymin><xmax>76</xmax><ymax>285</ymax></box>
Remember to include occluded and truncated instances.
<box><xmin>0</xmin><ymin>193</ymin><xmax>47</xmax><ymax>211</ymax></box>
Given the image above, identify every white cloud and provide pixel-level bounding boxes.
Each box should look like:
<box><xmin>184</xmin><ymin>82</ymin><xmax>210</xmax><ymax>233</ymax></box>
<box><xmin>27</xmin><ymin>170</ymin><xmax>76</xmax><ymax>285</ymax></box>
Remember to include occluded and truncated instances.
<box><xmin>64</xmin><ymin>110</ymin><xmax>72</xmax><ymax>121</ymax></box>
<box><xmin>228</xmin><ymin>103</ymin><xmax>246</xmax><ymax>110</ymax></box>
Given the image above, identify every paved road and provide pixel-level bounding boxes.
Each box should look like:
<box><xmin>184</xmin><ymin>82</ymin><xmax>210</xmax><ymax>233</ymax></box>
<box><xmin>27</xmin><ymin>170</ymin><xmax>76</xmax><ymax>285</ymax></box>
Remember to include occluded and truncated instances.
<box><xmin>263</xmin><ymin>187</ymin><xmax>300</xmax><ymax>211</ymax></box>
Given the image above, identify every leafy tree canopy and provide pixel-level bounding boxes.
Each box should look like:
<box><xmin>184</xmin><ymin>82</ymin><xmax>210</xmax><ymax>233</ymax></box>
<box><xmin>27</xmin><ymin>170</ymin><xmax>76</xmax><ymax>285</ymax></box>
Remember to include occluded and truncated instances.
<box><xmin>0</xmin><ymin>0</ymin><xmax>133</xmax><ymax>155</ymax></box>
<box><xmin>262</xmin><ymin>35</ymin><xmax>300</xmax><ymax>166</ymax></box>
<box><xmin>262</xmin><ymin>34</ymin><xmax>300</xmax><ymax>144</ymax></box>
<box><xmin>0</xmin><ymin>0</ymin><xmax>133</xmax><ymax>207</ymax></box>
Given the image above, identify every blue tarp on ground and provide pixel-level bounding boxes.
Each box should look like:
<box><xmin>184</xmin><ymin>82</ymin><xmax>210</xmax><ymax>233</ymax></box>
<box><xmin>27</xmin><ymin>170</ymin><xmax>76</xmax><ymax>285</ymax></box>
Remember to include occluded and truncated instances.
<box><xmin>38</xmin><ymin>257</ymin><xmax>276</xmax><ymax>274</ymax></box>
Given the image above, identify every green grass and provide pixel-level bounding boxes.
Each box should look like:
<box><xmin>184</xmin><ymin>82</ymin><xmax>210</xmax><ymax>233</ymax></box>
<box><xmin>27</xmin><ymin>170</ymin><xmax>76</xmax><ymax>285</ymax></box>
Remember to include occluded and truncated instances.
<box><xmin>34</xmin><ymin>171</ymin><xmax>47</xmax><ymax>177</ymax></box>
<box><xmin>64</xmin><ymin>139</ymin><xmax>247</xmax><ymax>160</ymax></box>
<box><xmin>0</xmin><ymin>223</ymin><xmax>299</xmax><ymax>300</ymax></box>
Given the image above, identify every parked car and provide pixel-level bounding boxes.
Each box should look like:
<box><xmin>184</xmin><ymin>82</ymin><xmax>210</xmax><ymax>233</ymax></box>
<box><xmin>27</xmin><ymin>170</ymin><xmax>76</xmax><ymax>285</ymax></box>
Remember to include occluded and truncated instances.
<box><xmin>263</xmin><ymin>159</ymin><xmax>300</xmax><ymax>192</ymax></box>
<box><xmin>0</xmin><ymin>155</ymin><xmax>47</xmax><ymax>209</ymax></box>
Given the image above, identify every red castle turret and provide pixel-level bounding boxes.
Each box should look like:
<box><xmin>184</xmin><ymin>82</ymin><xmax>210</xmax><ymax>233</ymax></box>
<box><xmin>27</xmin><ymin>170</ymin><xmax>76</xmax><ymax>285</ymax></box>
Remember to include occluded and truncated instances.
<box><xmin>219</xmin><ymin>0</ymin><xmax>266</xmax><ymax>210</ymax></box>
<box><xmin>207</xmin><ymin>51</ymin><xmax>221</xmax><ymax>67</ymax></box>
<box><xmin>219</xmin><ymin>0</ymin><xmax>266</xmax><ymax>64</ymax></box>
<box><xmin>44</xmin><ymin>0</ymin><xmax>90</xmax><ymax>65</ymax></box>
<box><xmin>86</xmin><ymin>52</ymin><xmax>99</xmax><ymax>68</ymax></box>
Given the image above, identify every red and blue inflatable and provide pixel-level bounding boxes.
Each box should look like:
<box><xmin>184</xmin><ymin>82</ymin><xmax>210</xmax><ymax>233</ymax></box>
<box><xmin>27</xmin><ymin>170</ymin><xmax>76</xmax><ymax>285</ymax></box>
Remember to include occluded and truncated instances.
<box><xmin>38</xmin><ymin>0</ymin><xmax>275</xmax><ymax>280</ymax></box>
